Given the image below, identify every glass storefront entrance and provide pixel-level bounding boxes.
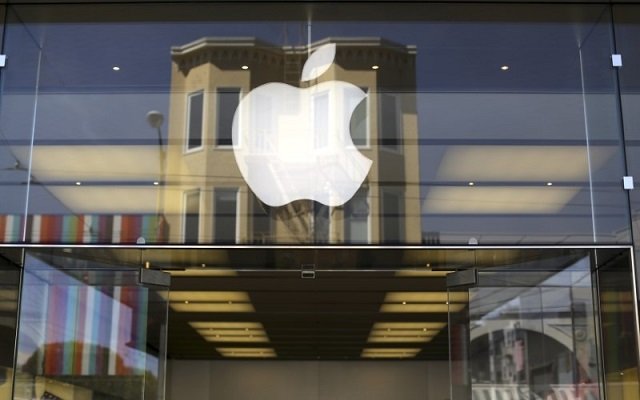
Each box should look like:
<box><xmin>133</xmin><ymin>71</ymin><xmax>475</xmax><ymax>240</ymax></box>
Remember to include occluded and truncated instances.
<box><xmin>0</xmin><ymin>246</ymin><xmax>635</xmax><ymax>399</ymax></box>
<box><xmin>449</xmin><ymin>248</ymin><xmax>639</xmax><ymax>400</ymax></box>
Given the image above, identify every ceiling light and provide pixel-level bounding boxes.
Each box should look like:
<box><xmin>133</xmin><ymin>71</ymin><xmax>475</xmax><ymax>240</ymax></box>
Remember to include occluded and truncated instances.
<box><xmin>468</xmin><ymin>182</ymin><xmax>475</xmax><ymax>186</ymax></box>
<box><xmin>500</xmin><ymin>65</ymin><xmax>509</xmax><ymax>71</ymax></box>
<box><xmin>546</xmin><ymin>182</ymin><xmax>553</xmax><ymax>186</ymax></box>
<box><xmin>153</xmin><ymin>181</ymin><xmax>159</xmax><ymax>186</ymax></box>
<box><xmin>170</xmin><ymin>303</ymin><xmax>254</xmax><ymax>312</ymax></box>
<box><xmin>169</xmin><ymin>291</ymin><xmax>250</xmax><ymax>302</ymax></box>
<box><xmin>361</xmin><ymin>348</ymin><xmax>421</xmax><ymax>358</ymax></box>
<box><xmin>241</xmin><ymin>65</ymin><xmax>249</xmax><ymax>70</ymax></box>
<box><xmin>368</xmin><ymin>336</ymin><xmax>433</xmax><ymax>343</ymax></box>
<box><xmin>371</xmin><ymin>65</ymin><xmax>379</xmax><ymax>70</ymax></box>
<box><xmin>203</xmin><ymin>335</ymin><xmax>269</xmax><ymax>343</ymax></box>
<box><xmin>380</xmin><ymin>303</ymin><xmax>465</xmax><ymax>313</ymax></box>
<box><xmin>75</xmin><ymin>181</ymin><xmax>82</xmax><ymax>186</ymax></box>
<box><xmin>190</xmin><ymin>322</ymin><xmax>263</xmax><ymax>330</ymax></box>
<box><xmin>373</xmin><ymin>322</ymin><xmax>446</xmax><ymax>330</ymax></box>
<box><xmin>423</xmin><ymin>186</ymin><xmax>579</xmax><ymax>214</ymax></box>
<box><xmin>385</xmin><ymin>292</ymin><xmax>467</xmax><ymax>303</ymax></box>
<box><xmin>217</xmin><ymin>347</ymin><xmax>276</xmax><ymax>358</ymax></box>
<box><xmin>112</xmin><ymin>66</ymin><xmax>120</xmax><ymax>71</ymax></box>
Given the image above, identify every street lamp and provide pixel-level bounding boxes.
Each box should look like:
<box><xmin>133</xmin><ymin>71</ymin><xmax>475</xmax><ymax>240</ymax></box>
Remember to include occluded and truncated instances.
<box><xmin>146</xmin><ymin>110</ymin><xmax>168</xmax><ymax>242</ymax></box>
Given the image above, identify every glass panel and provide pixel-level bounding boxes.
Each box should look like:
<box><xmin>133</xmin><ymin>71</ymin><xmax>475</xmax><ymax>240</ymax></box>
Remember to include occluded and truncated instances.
<box><xmin>213</xmin><ymin>188</ymin><xmax>238</xmax><ymax>243</ymax></box>
<box><xmin>13</xmin><ymin>251</ymin><xmax>169</xmax><ymax>400</ymax></box>
<box><xmin>449</xmin><ymin>253</ymin><xmax>605</xmax><ymax>399</ymax></box>
<box><xmin>0</xmin><ymin>251</ymin><xmax>21</xmax><ymax>399</ymax></box>
<box><xmin>614</xmin><ymin>5</ymin><xmax>640</xmax><ymax>311</ymax></box>
<box><xmin>0</xmin><ymin>7</ymin><xmax>36</xmax><ymax>243</ymax></box>
<box><xmin>0</xmin><ymin>3</ymin><xmax>630</xmax><ymax>245</ymax></box>
<box><xmin>594</xmin><ymin>249</ymin><xmax>640</xmax><ymax>399</ymax></box>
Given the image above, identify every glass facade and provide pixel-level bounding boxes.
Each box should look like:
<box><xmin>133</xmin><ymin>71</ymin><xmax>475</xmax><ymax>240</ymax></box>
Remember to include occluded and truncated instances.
<box><xmin>0</xmin><ymin>1</ymin><xmax>638</xmax><ymax>399</ymax></box>
<box><xmin>0</xmin><ymin>2</ymin><xmax>633</xmax><ymax>245</ymax></box>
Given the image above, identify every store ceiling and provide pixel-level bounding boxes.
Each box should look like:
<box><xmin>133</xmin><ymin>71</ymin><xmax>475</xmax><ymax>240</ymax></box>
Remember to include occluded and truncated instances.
<box><xmin>166</xmin><ymin>269</ymin><xmax>455</xmax><ymax>360</ymax></box>
<box><xmin>22</xmin><ymin>246</ymin><xmax>602</xmax><ymax>361</ymax></box>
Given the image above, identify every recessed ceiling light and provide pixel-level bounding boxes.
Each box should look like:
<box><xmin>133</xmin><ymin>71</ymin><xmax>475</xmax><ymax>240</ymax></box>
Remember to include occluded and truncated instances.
<box><xmin>371</xmin><ymin>65</ymin><xmax>379</xmax><ymax>70</ymax></box>
<box><xmin>112</xmin><ymin>66</ymin><xmax>120</xmax><ymax>71</ymax></box>
<box><xmin>241</xmin><ymin>65</ymin><xmax>249</xmax><ymax>70</ymax></box>
<box><xmin>153</xmin><ymin>181</ymin><xmax>159</xmax><ymax>186</ymax></box>
<box><xmin>546</xmin><ymin>182</ymin><xmax>553</xmax><ymax>186</ymax></box>
<box><xmin>75</xmin><ymin>181</ymin><xmax>82</xmax><ymax>186</ymax></box>
<box><xmin>500</xmin><ymin>65</ymin><xmax>509</xmax><ymax>71</ymax></box>
<box><xmin>468</xmin><ymin>182</ymin><xmax>475</xmax><ymax>186</ymax></box>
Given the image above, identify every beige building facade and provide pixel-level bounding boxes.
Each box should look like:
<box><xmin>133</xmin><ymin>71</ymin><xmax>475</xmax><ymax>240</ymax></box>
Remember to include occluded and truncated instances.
<box><xmin>164</xmin><ymin>37</ymin><xmax>422</xmax><ymax>244</ymax></box>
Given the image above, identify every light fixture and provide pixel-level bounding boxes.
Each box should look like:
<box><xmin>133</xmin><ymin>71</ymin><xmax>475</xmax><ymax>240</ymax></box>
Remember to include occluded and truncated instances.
<box><xmin>241</xmin><ymin>65</ymin><xmax>249</xmax><ymax>70</ymax></box>
<box><xmin>500</xmin><ymin>65</ymin><xmax>509</xmax><ymax>71</ymax></box>
<box><xmin>153</xmin><ymin>181</ymin><xmax>159</xmax><ymax>186</ymax></box>
<box><xmin>371</xmin><ymin>65</ymin><xmax>379</xmax><ymax>70</ymax></box>
<box><xmin>361</xmin><ymin>348</ymin><xmax>421</xmax><ymax>358</ymax></box>
<box><xmin>170</xmin><ymin>303</ymin><xmax>254</xmax><ymax>312</ymax></box>
<box><xmin>468</xmin><ymin>182</ymin><xmax>475</xmax><ymax>186</ymax></box>
<box><xmin>168</xmin><ymin>291</ymin><xmax>254</xmax><ymax>312</ymax></box>
<box><xmin>380</xmin><ymin>292</ymin><xmax>467</xmax><ymax>313</ymax></box>
<box><xmin>546</xmin><ymin>182</ymin><xmax>553</xmax><ymax>186</ymax></box>
<box><xmin>112</xmin><ymin>66</ymin><xmax>121</xmax><ymax>71</ymax></box>
<box><xmin>217</xmin><ymin>347</ymin><xmax>276</xmax><ymax>358</ymax></box>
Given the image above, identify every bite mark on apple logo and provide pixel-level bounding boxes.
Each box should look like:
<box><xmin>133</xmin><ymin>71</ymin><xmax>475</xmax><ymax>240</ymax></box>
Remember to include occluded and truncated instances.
<box><xmin>232</xmin><ymin>43</ymin><xmax>373</xmax><ymax>207</ymax></box>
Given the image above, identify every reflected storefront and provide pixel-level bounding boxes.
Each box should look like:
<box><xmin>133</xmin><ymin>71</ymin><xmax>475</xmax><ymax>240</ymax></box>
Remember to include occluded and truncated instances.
<box><xmin>0</xmin><ymin>1</ymin><xmax>637</xmax><ymax>399</ymax></box>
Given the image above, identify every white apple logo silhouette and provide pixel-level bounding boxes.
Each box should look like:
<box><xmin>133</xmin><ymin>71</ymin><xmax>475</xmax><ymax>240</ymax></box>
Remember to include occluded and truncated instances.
<box><xmin>232</xmin><ymin>43</ymin><xmax>372</xmax><ymax>207</ymax></box>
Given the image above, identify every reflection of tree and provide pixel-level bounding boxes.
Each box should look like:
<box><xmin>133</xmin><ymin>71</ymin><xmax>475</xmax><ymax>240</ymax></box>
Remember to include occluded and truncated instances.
<box><xmin>22</xmin><ymin>341</ymin><xmax>158</xmax><ymax>400</ymax></box>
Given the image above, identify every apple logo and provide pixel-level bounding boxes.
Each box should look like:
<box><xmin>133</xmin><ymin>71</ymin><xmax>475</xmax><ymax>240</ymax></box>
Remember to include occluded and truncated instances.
<box><xmin>232</xmin><ymin>43</ymin><xmax>372</xmax><ymax>207</ymax></box>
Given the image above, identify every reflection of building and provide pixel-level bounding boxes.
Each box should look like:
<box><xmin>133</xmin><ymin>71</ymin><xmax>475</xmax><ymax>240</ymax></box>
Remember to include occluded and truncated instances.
<box><xmin>164</xmin><ymin>37</ymin><xmax>421</xmax><ymax>244</ymax></box>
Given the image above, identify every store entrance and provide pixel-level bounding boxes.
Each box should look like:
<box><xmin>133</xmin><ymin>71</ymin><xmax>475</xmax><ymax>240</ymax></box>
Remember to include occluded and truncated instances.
<box><xmin>7</xmin><ymin>247</ymin><xmax>640</xmax><ymax>400</ymax></box>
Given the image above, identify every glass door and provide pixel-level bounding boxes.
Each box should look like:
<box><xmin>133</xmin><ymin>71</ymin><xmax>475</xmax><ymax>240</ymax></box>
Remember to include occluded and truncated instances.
<box><xmin>12</xmin><ymin>250</ymin><xmax>170</xmax><ymax>400</ymax></box>
<box><xmin>448</xmin><ymin>252</ymin><xmax>604</xmax><ymax>400</ymax></box>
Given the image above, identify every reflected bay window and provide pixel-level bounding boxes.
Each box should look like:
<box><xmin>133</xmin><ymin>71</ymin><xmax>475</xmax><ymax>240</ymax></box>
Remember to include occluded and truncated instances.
<box><xmin>214</xmin><ymin>188</ymin><xmax>238</xmax><ymax>243</ymax></box>
<box><xmin>381</xmin><ymin>189</ymin><xmax>404</xmax><ymax>243</ymax></box>
<box><xmin>186</xmin><ymin>91</ymin><xmax>204</xmax><ymax>151</ymax></box>
<box><xmin>184</xmin><ymin>190</ymin><xmax>200</xmax><ymax>243</ymax></box>
<box><xmin>380</xmin><ymin>93</ymin><xmax>401</xmax><ymax>149</ymax></box>
<box><xmin>217</xmin><ymin>88</ymin><xmax>241</xmax><ymax>146</ymax></box>
<box><xmin>252</xmin><ymin>194</ymin><xmax>273</xmax><ymax>243</ymax></box>
<box><xmin>349</xmin><ymin>87</ymin><xmax>369</xmax><ymax>147</ymax></box>
<box><xmin>344</xmin><ymin>188</ymin><xmax>369</xmax><ymax>243</ymax></box>
<box><xmin>314</xmin><ymin>202</ymin><xmax>330</xmax><ymax>243</ymax></box>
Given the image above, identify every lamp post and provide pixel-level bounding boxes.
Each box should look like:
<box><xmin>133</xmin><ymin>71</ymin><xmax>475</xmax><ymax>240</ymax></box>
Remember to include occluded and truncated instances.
<box><xmin>146</xmin><ymin>110</ymin><xmax>168</xmax><ymax>242</ymax></box>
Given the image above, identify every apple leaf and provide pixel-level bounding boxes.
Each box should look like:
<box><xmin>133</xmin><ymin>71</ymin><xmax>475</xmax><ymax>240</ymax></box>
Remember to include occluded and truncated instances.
<box><xmin>301</xmin><ymin>43</ymin><xmax>336</xmax><ymax>82</ymax></box>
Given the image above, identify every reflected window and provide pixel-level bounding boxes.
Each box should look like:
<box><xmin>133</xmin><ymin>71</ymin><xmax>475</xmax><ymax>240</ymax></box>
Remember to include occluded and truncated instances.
<box><xmin>344</xmin><ymin>188</ymin><xmax>369</xmax><ymax>243</ymax></box>
<box><xmin>313</xmin><ymin>91</ymin><xmax>329</xmax><ymax>149</ymax></box>
<box><xmin>184</xmin><ymin>190</ymin><xmax>200</xmax><ymax>244</ymax></box>
<box><xmin>251</xmin><ymin>194</ymin><xmax>272</xmax><ymax>244</ymax></box>
<box><xmin>214</xmin><ymin>188</ymin><xmax>238</xmax><ymax>243</ymax></box>
<box><xmin>381</xmin><ymin>189</ymin><xmax>404</xmax><ymax>243</ymax></box>
<box><xmin>217</xmin><ymin>88</ymin><xmax>241</xmax><ymax>147</ymax></box>
<box><xmin>186</xmin><ymin>91</ymin><xmax>204</xmax><ymax>151</ymax></box>
<box><xmin>314</xmin><ymin>202</ymin><xmax>330</xmax><ymax>243</ymax></box>
<box><xmin>349</xmin><ymin>87</ymin><xmax>369</xmax><ymax>147</ymax></box>
<box><xmin>380</xmin><ymin>93</ymin><xmax>401</xmax><ymax>150</ymax></box>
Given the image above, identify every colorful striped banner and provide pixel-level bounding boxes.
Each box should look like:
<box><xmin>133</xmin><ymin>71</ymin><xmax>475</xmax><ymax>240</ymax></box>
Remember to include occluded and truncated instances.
<box><xmin>0</xmin><ymin>214</ymin><xmax>168</xmax><ymax>244</ymax></box>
